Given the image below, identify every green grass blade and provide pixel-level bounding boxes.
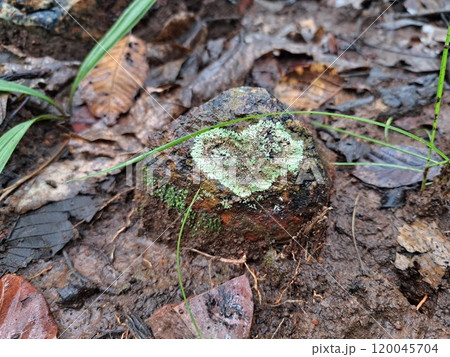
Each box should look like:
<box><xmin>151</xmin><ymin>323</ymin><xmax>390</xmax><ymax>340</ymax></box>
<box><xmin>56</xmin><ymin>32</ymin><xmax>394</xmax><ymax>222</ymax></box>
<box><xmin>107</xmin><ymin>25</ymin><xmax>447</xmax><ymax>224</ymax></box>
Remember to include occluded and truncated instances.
<box><xmin>312</xmin><ymin>121</ymin><xmax>439</xmax><ymax>164</ymax></box>
<box><xmin>333</xmin><ymin>162</ymin><xmax>423</xmax><ymax>173</ymax></box>
<box><xmin>0</xmin><ymin>79</ymin><xmax>64</xmax><ymax>115</ymax></box>
<box><xmin>69</xmin><ymin>0</ymin><xmax>156</xmax><ymax>102</ymax></box>
<box><xmin>72</xmin><ymin>110</ymin><xmax>447</xmax><ymax>180</ymax></box>
<box><xmin>421</xmin><ymin>24</ymin><xmax>450</xmax><ymax>191</ymax></box>
<box><xmin>176</xmin><ymin>189</ymin><xmax>203</xmax><ymax>339</ymax></box>
<box><xmin>0</xmin><ymin>115</ymin><xmax>60</xmax><ymax>174</ymax></box>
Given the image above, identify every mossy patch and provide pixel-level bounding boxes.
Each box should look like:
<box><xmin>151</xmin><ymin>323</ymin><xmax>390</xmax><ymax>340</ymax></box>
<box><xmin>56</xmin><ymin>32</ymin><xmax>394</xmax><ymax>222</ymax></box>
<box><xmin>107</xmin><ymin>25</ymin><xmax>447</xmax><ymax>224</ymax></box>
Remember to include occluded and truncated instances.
<box><xmin>153</xmin><ymin>183</ymin><xmax>189</xmax><ymax>211</ymax></box>
<box><xmin>150</xmin><ymin>182</ymin><xmax>222</xmax><ymax>233</ymax></box>
<box><xmin>191</xmin><ymin>120</ymin><xmax>304</xmax><ymax>198</ymax></box>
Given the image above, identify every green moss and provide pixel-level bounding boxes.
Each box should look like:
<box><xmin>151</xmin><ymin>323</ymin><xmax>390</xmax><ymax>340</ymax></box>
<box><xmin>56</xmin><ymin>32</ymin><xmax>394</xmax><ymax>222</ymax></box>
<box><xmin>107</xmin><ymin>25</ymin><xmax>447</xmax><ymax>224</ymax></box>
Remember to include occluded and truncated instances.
<box><xmin>150</xmin><ymin>182</ymin><xmax>222</xmax><ymax>233</ymax></box>
<box><xmin>153</xmin><ymin>183</ymin><xmax>189</xmax><ymax>211</ymax></box>
<box><xmin>188</xmin><ymin>211</ymin><xmax>222</xmax><ymax>233</ymax></box>
<box><xmin>191</xmin><ymin>120</ymin><xmax>304</xmax><ymax>198</ymax></box>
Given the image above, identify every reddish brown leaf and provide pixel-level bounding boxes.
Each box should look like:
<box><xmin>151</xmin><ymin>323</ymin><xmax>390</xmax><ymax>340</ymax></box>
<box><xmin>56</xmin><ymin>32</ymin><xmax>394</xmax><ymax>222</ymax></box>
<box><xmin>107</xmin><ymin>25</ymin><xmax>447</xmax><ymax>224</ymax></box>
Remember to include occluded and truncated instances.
<box><xmin>80</xmin><ymin>35</ymin><xmax>149</xmax><ymax>125</ymax></box>
<box><xmin>0</xmin><ymin>274</ymin><xmax>58</xmax><ymax>339</ymax></box>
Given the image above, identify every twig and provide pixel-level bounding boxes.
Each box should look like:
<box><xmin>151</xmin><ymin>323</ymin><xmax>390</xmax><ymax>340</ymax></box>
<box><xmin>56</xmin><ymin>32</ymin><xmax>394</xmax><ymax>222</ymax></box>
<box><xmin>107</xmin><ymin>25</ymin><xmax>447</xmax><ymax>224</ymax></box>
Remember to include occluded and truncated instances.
<box><xmin>187</xmin><ymin>248</ymin><xmax>246</xmax><ymax>265</ymax></box>
<box><xmin>27</xmin><ymin>265</ymin><xmax>53</xmax><ymax>280</ymax></box>
<box><xmin>271</xmin><ymin>317</ymin><xmax>285</xmax><ymax>339</ymax></box>
<box><xmin>0</xmin><ymin>136</ymin><xmax>69</xmax><ymax>201</ymax></box>
<box><xmin>245</xmin><ymin>262</ymin><xmax>262</xmax><ymax>304</ymax></box>
<box><xmin>351</xmin><ymin>193</ymin><xmax>366</xmax><ymax>272</ymax></box>
<box><xmin>272</xmin><ymin>257</ymin><xmax>302</xmax><ymax>305</ymax></box>
<box><xmin>269</xmin><ymin>299</ymin><xmax>304</xmax><ymax>307</ymax></box>
<box><xmin>0</xmin><ymin>96</ymin><xmax>29</xmax><ymax>131</ymax></box>
<box><xmin>416</xmin><ymin>295</ymin><xmax>428</xmax><ymax>311</ymax></box>
<box><xmin>110</xmin><ymin>207</ymin><xmax>136</xmax><ymax>243</ymax></box>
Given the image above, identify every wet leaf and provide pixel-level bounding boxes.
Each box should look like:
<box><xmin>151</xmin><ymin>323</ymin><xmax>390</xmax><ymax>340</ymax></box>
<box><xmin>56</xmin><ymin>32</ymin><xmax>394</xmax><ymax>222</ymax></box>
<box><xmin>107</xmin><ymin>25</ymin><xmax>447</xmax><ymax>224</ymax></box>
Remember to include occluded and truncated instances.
<box><xmin>0</xmin><ymin>94</ymin><xmax>7</xmax><ymax>125</ymax></box>
<box><xmin>0</xmin><ymin>274</ymin><xmax>58</xmax><ymax>339</ymax></box>
<box><xmin>274</xmin><ymin>63</ymin><xmax>345</xmax><ymax>110</ymax></box>
<box><xmin>404</xmin><ymin>0</ymin><xmax>450</xmax><ymax>15</ymax></box>
<box><xmin>147</xmin><ymin>275</ymin><xmax>253</xmax><ymax>339</ymax></box>
<box><xmin>395</xmin><ymin>221</ymin><xmax>450</xmax><ymax>289</ymax></box>
<box><xmin>0</xmin><ymin>196</ymin><xmax>99</xmax><ymax>274</ymax></box>
<box><xmin>80</xmin><ymin>35</ymin><xmax>149</xmax><ymax>125</ymax></box>
<box><xmin>70</xmin><ymin>0</ymin><xmax>156</xmax><ymax>100</ymax></box>
<box><xmin>352</xmin><ymin>146</ymin><xmax>442</xmax><ymax>188</ymax></box>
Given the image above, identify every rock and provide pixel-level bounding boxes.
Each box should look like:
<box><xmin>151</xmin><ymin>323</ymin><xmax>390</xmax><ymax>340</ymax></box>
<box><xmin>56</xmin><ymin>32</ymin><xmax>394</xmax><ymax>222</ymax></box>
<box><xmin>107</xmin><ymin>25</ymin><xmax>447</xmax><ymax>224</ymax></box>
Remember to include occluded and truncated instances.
<box><xmin>146</xmin><ymin>275</ymin><xmax>253</xmax><ymax>339</ymax></box>
<box><xmin>140</xmin><ymin>87</ymin><xmax>331</xmax><ymax>259</ymax></box>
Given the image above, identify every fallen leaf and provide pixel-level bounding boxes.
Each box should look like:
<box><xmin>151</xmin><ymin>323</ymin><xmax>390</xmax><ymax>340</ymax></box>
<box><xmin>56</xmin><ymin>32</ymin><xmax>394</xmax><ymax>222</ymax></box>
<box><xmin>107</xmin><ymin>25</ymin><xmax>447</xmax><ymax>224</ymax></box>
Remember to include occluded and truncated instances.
<box><xmin>274</xmin><ymin>62</ymin><xmax>345</xmax><ymax>110</ymax></box>
<box><xmin>0</xmin><ymin>94</ymin><xmax>7</xmax><ymax>126</ymax></box>
<box><xmin>395</xmin><ymin>221</ymin><xmax>450</xmax><ymax>289</ymax></box>
<box><xmin>0</xmin><ymin>196</ymin><xmax>99</xmax><ymax>274</ymax></box>
<box><xmin>352</xmin><ymin>146</ymin><xmax>442</xmax><ymax>188</ymax></box>
<box><xmin>0</xmin><ymin>274</ymin><xmax>58</xmax><ymax>339</ymax></box>
<box><xmin>147</xmin><ymin>275</ymin><xmax>253</xmax><ymax>339</ymax></box>
<box><xmin>80</xmin><ymin>35</ymin><xmax>149</xmax><ymax>125</ymax></box>
<box><xmin>404</xmin><ymin>0</ymin><xmax>450</xmax><ymax>15</ymax></box>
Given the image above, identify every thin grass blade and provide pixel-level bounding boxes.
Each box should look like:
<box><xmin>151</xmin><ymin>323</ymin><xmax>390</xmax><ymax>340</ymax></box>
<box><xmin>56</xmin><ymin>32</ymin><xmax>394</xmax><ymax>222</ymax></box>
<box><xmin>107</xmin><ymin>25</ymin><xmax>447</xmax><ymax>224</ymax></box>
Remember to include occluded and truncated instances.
<box><xmin>176</xmin><ymin>189</ymin><xmax>203</xmax><ymax>339</ymax></box>
<box><xmin>72</xmin><ymin>110</ymin><xmax>448</xmax><ymax>180</ymax></box>
<box><xmin>0</xmin><ymin>115</ymin><xmax>60</xmax><ymax>174</ymax></box>
<box><xmin>0</xmin><ymin>80</ymin><xmax>64</xmax><ymax>115</ymax></box>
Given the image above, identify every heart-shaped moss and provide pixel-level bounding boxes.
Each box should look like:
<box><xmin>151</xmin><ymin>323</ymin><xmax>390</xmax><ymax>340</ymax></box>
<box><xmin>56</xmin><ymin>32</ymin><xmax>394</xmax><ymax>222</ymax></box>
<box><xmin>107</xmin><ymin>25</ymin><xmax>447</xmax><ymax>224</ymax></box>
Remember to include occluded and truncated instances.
<box><xmin>191</xmin><ymin>120</ymin><xmax>303</xmax><ymax>197</ymax></box>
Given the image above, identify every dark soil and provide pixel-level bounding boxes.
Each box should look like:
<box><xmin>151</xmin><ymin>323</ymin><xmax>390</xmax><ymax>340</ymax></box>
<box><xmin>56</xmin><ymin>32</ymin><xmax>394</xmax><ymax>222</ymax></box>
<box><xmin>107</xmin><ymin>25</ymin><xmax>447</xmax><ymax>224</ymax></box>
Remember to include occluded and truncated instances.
<box><xmin>0</xmin><ymin>0</ymin><xmax>449</xmax><ymax>339</ymax></box>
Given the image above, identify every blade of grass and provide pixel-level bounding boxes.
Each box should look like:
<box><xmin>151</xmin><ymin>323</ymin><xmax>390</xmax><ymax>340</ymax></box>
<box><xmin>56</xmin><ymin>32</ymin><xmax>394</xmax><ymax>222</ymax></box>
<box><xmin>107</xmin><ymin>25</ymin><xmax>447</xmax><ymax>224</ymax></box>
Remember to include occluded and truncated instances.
<box><xmin>421</xmin><ymin>24</ymin><xmax>450</xmax><ymax>191</ymax></box>
<box><xmin>311</xmin><ymin>121</ymin><xmax>440</xmax><ymax>164</ymax></box>
<box><xmin>176</xmin><ymin>188</ymin><xmax>203</xmax><ymax>339</ymax></box>
<box><xmin>333</xmin><ymin>162</ymin><xmax>423</xmax><ymax>172</ymax></box>
<box><xmin>69</xmin><ymin>0</ymin><xmax>156</xmax><ymax>103</ymax></box>
<box><xmin>0</xmin><ymin>114</ymin><xmax>61</xmax><ymax>174</ymax></box>
<box><xmin>72</xmin><ymin>110</ymin><xmax>447</xmax><ymax>180</ymax></box>
<box><xmin>0</xmin><ymin>80</ymin><xmax>64</xmax><ymax>115</ymax></box>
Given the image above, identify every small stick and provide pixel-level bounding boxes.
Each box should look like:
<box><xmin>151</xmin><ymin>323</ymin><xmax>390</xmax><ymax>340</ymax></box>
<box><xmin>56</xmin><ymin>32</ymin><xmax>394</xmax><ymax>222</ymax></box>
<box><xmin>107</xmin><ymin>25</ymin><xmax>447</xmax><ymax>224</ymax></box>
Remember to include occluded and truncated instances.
<box><xmin>0</xmin><ymin>136</ymin><xmax>69</xmax><ymax>201</ymax></box>
<box><xmin>351</xmin><ymin>193</ymin><xmax>366</xmax><ymax>272</ymax></box>
<box><xmin>245</xmin><ymin>262</ymin><xmax>262</xmax><ymax>304</ymax></box>
<box><xmin>271</xmin><ymin>317</ymin><xmax>285</xmax><ymax>339</ymax></box>
<box><xmin>27</xmin><ymin>265</ymin><xmax>53</xmax><ymax>280</ymax></box>
<box><xmin>187</xmin><ymin>248</ymin><xmax>246</xmax><ymax>265</ymax></box>
<box><xmin>416</xmin><ymin>295</ymin><xmax>428</xmax><ymax>311</ymax></box>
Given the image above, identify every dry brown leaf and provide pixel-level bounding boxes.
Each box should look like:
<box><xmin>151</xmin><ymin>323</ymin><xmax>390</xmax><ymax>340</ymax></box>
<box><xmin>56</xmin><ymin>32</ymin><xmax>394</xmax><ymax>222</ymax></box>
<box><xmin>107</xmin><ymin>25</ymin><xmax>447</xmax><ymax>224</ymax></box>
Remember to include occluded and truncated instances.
<box><xmin>274</xmin><ymin>62</ymin><xmax>345</xmax><ymax>110</ymax></box>
<box><xmin>0</xmin><ymin>274</ymin><xmax>58</xmax><ymax>339</ymax></box>
<box><xmin>80</xmin><ymin>35</ymin><xmax>149</xmax><ymax>125</ymax></box>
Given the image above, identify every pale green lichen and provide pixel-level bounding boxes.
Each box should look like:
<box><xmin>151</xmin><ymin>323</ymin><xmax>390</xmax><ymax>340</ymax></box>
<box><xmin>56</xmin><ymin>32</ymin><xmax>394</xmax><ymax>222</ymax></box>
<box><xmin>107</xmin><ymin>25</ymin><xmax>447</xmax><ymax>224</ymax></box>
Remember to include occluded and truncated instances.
<box><xmin>191</xmin><ymin>120</ymin><xmax>304</xmax><ymax>198</ymax></box>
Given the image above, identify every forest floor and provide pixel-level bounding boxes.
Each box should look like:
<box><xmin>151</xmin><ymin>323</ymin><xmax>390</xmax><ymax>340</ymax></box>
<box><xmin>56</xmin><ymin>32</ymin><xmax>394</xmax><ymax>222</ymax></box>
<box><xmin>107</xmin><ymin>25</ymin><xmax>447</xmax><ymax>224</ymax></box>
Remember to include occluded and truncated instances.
<box><xmin>0</xmin><ymin>0</ymin><xmax>449</xmax><ymax>338</ymax></box>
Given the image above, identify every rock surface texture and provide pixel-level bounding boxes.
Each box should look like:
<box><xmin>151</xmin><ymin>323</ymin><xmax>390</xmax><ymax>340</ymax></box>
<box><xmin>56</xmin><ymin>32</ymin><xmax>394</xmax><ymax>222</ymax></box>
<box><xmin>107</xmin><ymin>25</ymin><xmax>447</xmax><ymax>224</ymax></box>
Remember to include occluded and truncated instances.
<box><xmin>142</xmin><ymin>87</ymin><xmax>330</xmax><ymax>260</ymax></box>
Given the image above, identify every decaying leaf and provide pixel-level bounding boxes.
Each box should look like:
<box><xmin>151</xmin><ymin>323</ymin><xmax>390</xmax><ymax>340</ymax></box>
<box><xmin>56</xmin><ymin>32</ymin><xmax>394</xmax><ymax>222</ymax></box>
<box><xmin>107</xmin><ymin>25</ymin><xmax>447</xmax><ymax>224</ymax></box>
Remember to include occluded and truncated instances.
<box><xmin>80</xmin><ymin>35</ymin><xmax>149</xmax><ymax>125</ymax></box>
<box><xmin>352</xmin><ymin>146</ymin><xmax>442</xmax><ymax>188</ymax></box>
<box><xmin>0</xmin><ymin>274</ymin><xmax>58</xmax><ymax>339</ymax></box>
<box><xmin>0</xmin><ymin>196</ymin><xmax>99</xmax><ymax>274</ymax></box>
<box><xmin>274</xmin><ymin>63</ymin><xmax>345</xmax><ymax>110</ymax></box>
<box><xmin>395</xmin><ymin>221</ymin><xmax>450</xmax><ymax>289</ymax></box>
<box><xmin>0</xmin><ymin>94</ymin><xmax>7</xmax><ymax>126</ymax></box>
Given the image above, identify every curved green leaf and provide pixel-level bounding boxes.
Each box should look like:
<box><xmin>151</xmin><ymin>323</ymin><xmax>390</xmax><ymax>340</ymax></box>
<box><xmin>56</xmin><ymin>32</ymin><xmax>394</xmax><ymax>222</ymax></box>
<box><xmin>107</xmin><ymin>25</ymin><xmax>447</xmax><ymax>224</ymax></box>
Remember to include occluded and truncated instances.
<box><xmin>70</xmin><ymin>0</ymin><xmax>156</xmax><ymax>102</ymax></box>
<box><xmin>0</xmin><ymin>80</ymin><xmax>64</xmax><ymax>115</ymax></box>
<box><xmin>0</xmin><ymin>115</ymin><xmax>60</xmax><ymax>174</ymax></box>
